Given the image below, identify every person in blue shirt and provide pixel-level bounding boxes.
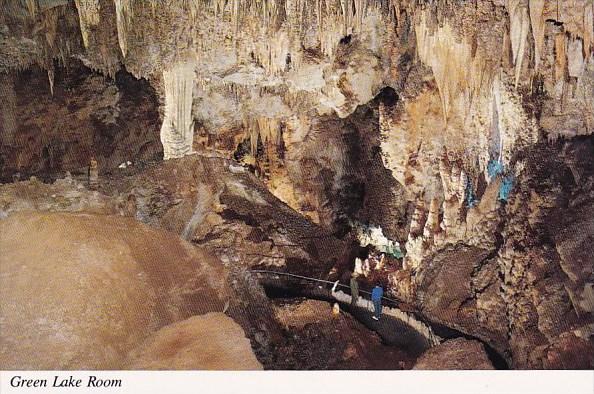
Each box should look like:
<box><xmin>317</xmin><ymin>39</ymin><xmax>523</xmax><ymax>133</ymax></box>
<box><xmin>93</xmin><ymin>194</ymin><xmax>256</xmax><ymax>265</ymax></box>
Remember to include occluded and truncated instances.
<box><xmin>371</xmin><ymin>284</ymin><xmax>383</xmax><ymax>320</ymax></box>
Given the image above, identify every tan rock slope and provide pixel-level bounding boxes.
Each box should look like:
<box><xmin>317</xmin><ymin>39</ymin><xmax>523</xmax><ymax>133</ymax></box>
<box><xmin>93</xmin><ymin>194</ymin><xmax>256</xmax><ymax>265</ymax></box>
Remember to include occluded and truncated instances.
<box><xmin>0</xmin><ymin>211</ymin><xmax>259</xmax><ymax>369</ymax></box>
<box><xmin>413</xmin><ymin>338</ymin><xmax>495</xmax><ymax>370</ymax></box>
<box><xmin>125</xmin><ymin>313</ymin><xmax>262</xmax><ymax>370</ymax></box>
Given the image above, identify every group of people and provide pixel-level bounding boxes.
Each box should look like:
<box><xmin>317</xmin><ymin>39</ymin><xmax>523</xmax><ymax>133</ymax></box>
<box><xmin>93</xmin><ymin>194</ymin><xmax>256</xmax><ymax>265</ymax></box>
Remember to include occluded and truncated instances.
<box><xmin>347</xmin><ymin>273</ymin><xmax>384</xmax><ymax>321</ymax></box>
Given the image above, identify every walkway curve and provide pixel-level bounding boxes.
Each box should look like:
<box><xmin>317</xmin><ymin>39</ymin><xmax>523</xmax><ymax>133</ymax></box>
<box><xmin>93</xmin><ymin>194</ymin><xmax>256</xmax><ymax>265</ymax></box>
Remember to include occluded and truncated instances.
<box><xmin>251</xmin><ymin>269</ymin><xmax>442</xmax><ymax>355</ymax></box>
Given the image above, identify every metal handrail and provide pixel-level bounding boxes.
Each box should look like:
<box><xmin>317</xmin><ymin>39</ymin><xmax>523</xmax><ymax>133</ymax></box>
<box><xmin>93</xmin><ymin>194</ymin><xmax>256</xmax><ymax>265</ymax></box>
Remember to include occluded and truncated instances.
<box><xmin>250</xmin><ymin>269</ymin><xmax>404</xmax><ymax>304</ymax></box>
<box><xmin>251</xmin><ymin>268</ymin><xmax>442</xmax><ymax>347</ymax></box>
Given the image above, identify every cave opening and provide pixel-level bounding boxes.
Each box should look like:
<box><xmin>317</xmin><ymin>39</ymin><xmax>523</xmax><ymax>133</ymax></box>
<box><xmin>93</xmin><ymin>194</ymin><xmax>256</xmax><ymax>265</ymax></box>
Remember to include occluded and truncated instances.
<box><xmin>321</xmin><ymin>85</ymin><xmax>406</xmax><ymax>253</ymax></box>
<box><xmin>339</xmin><ymin>34</ymin><xmax>352</xmax><ymax>45</ymax></box>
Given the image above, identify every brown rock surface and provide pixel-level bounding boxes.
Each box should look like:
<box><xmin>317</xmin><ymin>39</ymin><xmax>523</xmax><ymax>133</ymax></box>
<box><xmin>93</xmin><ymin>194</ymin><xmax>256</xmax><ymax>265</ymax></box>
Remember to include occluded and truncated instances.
<box><xmin>413</xmin><ymin>338</ymin><xmax>495</xmax><ymax>370</ymax></box>
<box><xmin>0</xmin><ymin>211</ymin><xmax>230</xmax><ymax>369</ymax></box>
<box><xmin>269</xmin><ymin>298</ymin><xmax>415</xmax><ymax>370</ymax></box>
<box><xmin>416</xmin><ymin>245</ymin><xmax>508</xmax><ymax>354</ymax></box>
<box><xmin>125</xmin><ymin>313</ymin><xmax>262</xmax><ymax>370</ymax></box>
<box><xmin>0</xmin><ymin>64</ymin><xmax>162</xmax><ymax>182</ymax></box>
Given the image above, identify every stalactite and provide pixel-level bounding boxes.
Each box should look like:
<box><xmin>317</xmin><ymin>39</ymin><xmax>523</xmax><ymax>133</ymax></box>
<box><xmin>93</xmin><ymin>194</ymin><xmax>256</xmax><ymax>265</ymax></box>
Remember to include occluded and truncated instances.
<box><xmin>355</xmin><ymin>0</ymin><xmax>365</xmax><ymax>31</ymax></box>
<box><xmin>567</xmin><ymin>37</ymin><xmax>585</xmax><ymax>78</ymax></box>
<box><xmin>529</xmin><ymin>0</ymin><xmax>545</xmax><ymax>73</ymax></box>
<box><xmin>555</xmin><ymin>32</ymin><xmax>567</xmax><ymax>83</ymax></box>
<box><xmin>232</xmin><ymin>0</ymin><xmax>240</xmax><ymax>38</ymax></box>
<box><xmin>245</xmin><ymin>117</ymin><xmax>281</xmax><ymax>157</ymax></box>
<box><xmin>24</xmin><ymin>0</ymin><xmax>37</xmax><ymax>18</ymax></box>
<box><xmin>340</xmin><ymin>0</ymin><xmax>354</xmax><ymax>35</ymax></box>
<box><xmin>508</xmin><ymin>0</ymin><xmax>530</xmax><ymax>87</ymax></box>
<box><xmin>213</xmin><ymin>0</ymin><xmax>225</xmax><ymax>17</ymax></box>
<box><xmin>414</xmin><ymin>11</ymin><xmax>494</xmax><ymax>123</ymax></box>
<box><xmin>114</xmin><ymin>0</ymin><xmax>132</xmax><ymax>58</ymax></box>
<box><xmin>160</xmin><ymin>61</ymin><xmax>196</xmax><ymax>160</ymax></box>
<box><xmin>585</xmin><ymin>3</ymin><xmax>593</xmax><ymax>58</ymax></box>
<box><xmin>74</xmin><ymin>0</ymin><xmax>101</xmax><ymax>48</ymax></box>
<box><xmin>47</xmin><ymin>67</ymin><xmax>55</xmax><ymax>96</ymax></box>
<box><xmin>252</xmin><ymin>30</ymin><xmax>291</xmax><ymax>75</ymax></box>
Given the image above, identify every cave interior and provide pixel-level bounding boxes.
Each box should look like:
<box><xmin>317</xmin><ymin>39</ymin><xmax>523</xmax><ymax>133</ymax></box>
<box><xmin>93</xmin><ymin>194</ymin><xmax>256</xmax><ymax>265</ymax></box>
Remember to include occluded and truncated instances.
<box><xmin>0</xmin><ymin>0</ymin><xmax>593</xmax><ymax>371</ymax></box>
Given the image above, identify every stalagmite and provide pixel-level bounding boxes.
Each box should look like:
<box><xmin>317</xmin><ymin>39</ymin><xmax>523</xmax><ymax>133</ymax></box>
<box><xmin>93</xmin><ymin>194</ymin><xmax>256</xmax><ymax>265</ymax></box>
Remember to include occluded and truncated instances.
<box><xmin>529</xmin><ymin>0</ymin><xmax>545</xmax><ymax>73</ymax></box>
<box><xmin>88</xmin><ymin>157</ymin><xmax>98</xmax><ymax>189</ymax></box>
<box><xmin>439</xmin><ymin>154</ymin><xmax>454</xmax><ymax>200</ymax></box>
<box><xmin>458</xmin><ymin>170</ymin><xmax>468</xmax><ymax>208</ymax></box>
<box><xmin>47</xmin><ymin>67</ymin><xmax>55</xmax><ymax>96</ymax></box>
<box><xmin>332</xmin><ymin>302</ymin><xmax>340</xmax><ymax>315</ymax></box>
<box><xmin>409</xmin><ymin>198</ymin><xmax>427</xmax><ymax>237</ymax></box>
<box><xmin>422</xmin><ymin>198</ymin><xmax>440</xmax><ymax>239</ymax></box>
<box><xmin>160</xmin><ymin>61</ymin><xmax>196</xmax><ymax>160</ymax></box>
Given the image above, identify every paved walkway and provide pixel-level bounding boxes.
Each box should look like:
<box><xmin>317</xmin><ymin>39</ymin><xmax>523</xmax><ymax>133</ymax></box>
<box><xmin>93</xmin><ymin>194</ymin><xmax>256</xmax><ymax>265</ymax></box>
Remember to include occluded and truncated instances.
<box><xmin>252</xmin><ymin>270</ymin><xmax>441</xmax><ymax>356</ymax></box>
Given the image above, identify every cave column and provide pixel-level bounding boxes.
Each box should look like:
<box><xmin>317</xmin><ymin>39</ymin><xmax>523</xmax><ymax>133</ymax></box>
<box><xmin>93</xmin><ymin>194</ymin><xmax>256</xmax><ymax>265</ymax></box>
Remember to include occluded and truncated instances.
<box><xmin>160</xmin><ymin>61</ymin><xmax>196</xmax><ymax>160</ymax></box>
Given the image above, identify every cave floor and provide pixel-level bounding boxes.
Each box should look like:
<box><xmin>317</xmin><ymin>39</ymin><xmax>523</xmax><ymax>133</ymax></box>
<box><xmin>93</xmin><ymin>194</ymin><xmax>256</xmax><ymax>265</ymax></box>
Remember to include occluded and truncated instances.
<box><xmin>264</xmin><ymin>298</ymin><xmax>415</xmax><ymax>370</ymax></box>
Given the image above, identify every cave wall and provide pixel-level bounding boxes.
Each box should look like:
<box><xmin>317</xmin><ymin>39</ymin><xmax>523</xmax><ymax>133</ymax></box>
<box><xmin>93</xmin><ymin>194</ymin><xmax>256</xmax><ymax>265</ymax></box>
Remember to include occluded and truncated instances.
<box><xmin>0</xmin><ymin>62</ymin><xmax>162</xmax><ymax>181</ymax></box>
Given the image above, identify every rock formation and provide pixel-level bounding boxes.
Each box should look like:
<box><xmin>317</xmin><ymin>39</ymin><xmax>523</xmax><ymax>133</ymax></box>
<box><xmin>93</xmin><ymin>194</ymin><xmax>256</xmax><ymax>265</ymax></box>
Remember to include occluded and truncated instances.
<box><xmin>0</xmin><ymin>211</ymin><xmax>233</xmax><ymax>369</ymax></box>
<box><xmin>1</xmin><ymin>0</ymin><xmax>593</xmax><ymax>370</ymax></box>
<box><xmin>413</xmin><ymin>338</ymin><xmax>495</xmax><ymax>370</ymax></box>
<box><xmin>125</xmin><ymin>313</ymin><xmax>263</xmax><ymax>370</ymax></box>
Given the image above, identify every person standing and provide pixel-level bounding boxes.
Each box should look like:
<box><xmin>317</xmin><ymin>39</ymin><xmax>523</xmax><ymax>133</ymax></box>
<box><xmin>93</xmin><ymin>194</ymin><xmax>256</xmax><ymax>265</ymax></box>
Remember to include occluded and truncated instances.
<box><xmin>88</xmin><ymin>156</ymin><xmax>98</xmax><ymax>190</ymax></box>
<box><xmin>350</xmin><ymin>273</ymin><xmax>359</xmax><ymax>306</ymax></box>
<box><xmin>371</xmin><ymin>284</ymin><xmax>383</xmax><ymax>321</ymax></box>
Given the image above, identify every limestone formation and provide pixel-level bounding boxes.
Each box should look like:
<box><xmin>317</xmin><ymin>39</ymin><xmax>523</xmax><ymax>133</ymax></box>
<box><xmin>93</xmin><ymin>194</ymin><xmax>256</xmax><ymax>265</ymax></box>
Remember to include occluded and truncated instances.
<box><xmin>160</xmin><ymin>61</ymin><xmax>196</xmax><ymax>159</ymax></box>
<box><xmin>125</xmin><ymin>313</ymin><xmax>263</xmax><ymax>370</ymax></box>
<box><xmin>0</xmin><ymin>211</ymin><xmax>232</xmax><ymax>369</ymax></box>
<box><xmin>413</xmin><ymin>338</ymin><xmax>495</xmax><ymax>370</ymax></box>
<box><xmin>1</xmin><ymin>0</ymin><xmax>593</xmax><ymax>371</ymax></box>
